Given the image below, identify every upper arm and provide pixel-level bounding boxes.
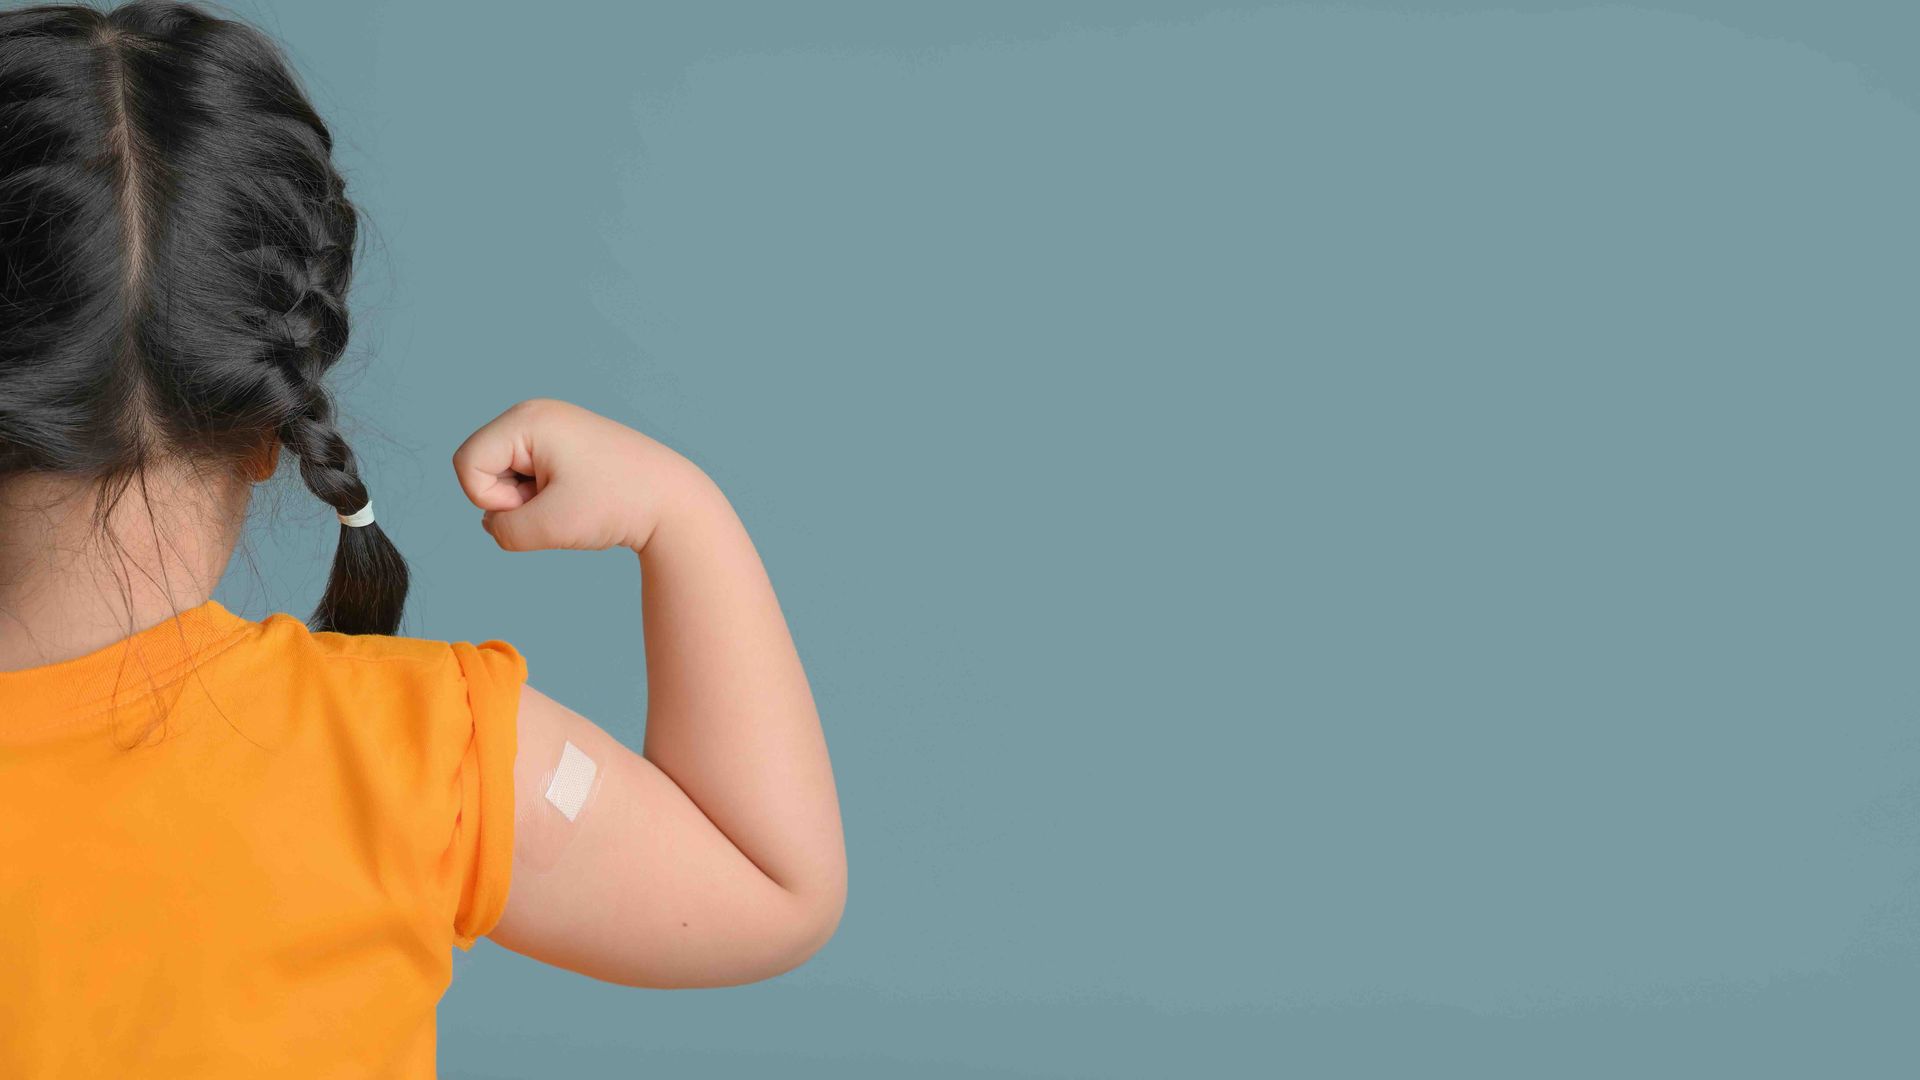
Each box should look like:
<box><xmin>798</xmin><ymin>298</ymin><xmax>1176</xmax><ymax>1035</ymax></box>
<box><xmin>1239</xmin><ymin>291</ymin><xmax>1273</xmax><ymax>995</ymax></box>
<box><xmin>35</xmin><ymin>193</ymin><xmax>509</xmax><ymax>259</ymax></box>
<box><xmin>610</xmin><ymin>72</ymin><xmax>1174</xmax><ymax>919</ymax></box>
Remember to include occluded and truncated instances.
<box><xmin>485</xmin><ymin>684</ymin><xmax>840</xmax><ymax>988</ymax></box>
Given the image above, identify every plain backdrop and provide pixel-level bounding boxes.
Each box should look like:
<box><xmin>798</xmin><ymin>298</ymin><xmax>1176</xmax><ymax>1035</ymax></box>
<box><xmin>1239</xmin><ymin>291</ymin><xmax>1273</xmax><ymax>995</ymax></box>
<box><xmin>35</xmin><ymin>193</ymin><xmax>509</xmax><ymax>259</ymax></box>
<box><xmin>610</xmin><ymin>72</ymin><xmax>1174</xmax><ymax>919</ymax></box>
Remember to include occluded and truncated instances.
<box><xmin>198</xmin><ymin>1</ymin><xmax>1920</xmax><ymax>1076</ymax></box>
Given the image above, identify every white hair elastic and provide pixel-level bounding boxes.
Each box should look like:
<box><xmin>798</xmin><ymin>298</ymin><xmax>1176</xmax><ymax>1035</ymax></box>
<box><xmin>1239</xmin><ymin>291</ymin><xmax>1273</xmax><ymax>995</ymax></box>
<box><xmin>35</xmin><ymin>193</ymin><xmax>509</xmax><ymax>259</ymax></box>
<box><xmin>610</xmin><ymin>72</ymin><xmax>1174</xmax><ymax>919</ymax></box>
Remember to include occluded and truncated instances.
<box><xmin>337</xmin><ymin>500</ymin><xmax>376</xmax><ymax>528</ymax></box>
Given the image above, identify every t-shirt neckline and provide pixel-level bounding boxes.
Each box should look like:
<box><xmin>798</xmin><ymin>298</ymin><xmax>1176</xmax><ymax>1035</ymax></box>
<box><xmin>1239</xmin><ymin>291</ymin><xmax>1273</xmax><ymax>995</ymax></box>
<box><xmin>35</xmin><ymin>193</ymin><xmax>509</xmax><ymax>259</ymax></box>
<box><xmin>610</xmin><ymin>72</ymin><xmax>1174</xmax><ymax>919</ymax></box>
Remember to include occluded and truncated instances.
<box><xmin>0</xmin><ymin>598</ymin><xmax>255</xmax><ymax>730</ymax></box>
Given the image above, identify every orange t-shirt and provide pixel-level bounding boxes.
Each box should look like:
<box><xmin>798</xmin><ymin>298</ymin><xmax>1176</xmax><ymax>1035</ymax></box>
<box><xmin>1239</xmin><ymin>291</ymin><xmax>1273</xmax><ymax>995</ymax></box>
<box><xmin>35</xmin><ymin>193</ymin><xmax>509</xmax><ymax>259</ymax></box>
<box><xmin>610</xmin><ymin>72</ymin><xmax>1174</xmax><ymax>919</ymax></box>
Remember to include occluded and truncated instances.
<box><xmin>0</xmin><ymin>599</ymin><xmax>526</xmax><ymax>1078</ymax></box>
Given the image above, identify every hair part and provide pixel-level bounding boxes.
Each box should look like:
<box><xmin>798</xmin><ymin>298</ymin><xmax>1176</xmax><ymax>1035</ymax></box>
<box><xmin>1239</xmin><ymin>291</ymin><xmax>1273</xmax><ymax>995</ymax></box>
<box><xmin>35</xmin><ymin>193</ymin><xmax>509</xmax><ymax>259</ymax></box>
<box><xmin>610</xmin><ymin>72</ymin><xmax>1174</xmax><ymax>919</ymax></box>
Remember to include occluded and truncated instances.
<box><xmin>0</xmin><ymin>0</ymin><xmax>407</xmax><ymax>634</ymax></box>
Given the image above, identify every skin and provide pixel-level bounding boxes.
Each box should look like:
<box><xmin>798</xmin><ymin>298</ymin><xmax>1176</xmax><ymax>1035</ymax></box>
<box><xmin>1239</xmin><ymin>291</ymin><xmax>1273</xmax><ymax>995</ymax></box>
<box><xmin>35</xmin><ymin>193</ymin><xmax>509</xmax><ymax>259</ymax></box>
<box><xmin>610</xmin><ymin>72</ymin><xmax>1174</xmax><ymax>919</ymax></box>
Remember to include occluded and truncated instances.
<box><xmin>0</xmin><ymin>399</ymin><xmax>848</xmax><ymax>989</ymax></box>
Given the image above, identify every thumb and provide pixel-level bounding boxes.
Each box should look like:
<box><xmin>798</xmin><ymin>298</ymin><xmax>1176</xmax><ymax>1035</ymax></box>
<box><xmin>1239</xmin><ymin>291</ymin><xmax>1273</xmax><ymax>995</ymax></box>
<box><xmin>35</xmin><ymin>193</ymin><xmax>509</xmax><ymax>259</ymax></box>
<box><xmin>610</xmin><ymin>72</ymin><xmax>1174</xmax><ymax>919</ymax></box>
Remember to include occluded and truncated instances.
<box><xmin>480</xmin><ymin>494</ymin><xmax>567</xmax><ymax>552</ymax></box>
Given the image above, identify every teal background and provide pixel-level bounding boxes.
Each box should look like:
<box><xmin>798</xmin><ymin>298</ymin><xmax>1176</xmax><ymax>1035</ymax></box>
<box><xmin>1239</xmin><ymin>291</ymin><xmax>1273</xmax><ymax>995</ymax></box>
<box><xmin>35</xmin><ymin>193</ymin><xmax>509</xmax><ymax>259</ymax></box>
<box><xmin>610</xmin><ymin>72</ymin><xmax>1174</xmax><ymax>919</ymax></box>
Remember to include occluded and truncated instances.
<box><xmin>212</xmin><ymin>1</ymin><xmax>1920</xmax><ymax>1076</ymax></box>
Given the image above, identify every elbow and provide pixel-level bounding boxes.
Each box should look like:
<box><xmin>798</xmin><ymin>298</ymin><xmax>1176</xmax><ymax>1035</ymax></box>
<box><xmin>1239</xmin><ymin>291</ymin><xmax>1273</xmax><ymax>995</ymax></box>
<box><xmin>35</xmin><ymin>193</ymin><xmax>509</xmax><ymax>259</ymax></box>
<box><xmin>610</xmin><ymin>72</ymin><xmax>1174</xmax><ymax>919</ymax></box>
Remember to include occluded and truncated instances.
<box><xmin>751</xmin><ymin>851</ymin><xmax>846</xmax><ymax>980</ymax></box>
<box><xmin>774</xmin><ymin>872</ymin><xmax>847</xmax><ymax>977</ymax></box>
<box><xmin>802</xmin><ymin>880</ymin><xmax>849</xmax><ymax>959</ymax></box>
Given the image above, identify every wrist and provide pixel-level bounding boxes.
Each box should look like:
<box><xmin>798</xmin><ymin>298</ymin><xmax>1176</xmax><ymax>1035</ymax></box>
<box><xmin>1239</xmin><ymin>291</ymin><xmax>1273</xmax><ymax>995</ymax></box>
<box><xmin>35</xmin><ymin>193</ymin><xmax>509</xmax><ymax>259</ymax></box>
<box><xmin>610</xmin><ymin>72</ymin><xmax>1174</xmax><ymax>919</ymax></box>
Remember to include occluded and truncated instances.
<box><xmin>628</xmin><ymin>454</ymin><xmax>722</xmax><ymax>554</ymax></box>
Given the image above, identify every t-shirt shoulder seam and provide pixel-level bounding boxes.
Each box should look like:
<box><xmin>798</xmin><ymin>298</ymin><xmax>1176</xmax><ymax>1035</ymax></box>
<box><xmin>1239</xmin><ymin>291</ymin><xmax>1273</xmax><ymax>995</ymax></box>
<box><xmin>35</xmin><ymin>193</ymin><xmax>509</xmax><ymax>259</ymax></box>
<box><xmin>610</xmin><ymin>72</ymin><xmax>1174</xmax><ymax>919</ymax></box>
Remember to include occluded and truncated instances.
<box><xmin>306</xmin><ymin>649</ymin><xmax>460</xmax><ymax>668</ymax></box>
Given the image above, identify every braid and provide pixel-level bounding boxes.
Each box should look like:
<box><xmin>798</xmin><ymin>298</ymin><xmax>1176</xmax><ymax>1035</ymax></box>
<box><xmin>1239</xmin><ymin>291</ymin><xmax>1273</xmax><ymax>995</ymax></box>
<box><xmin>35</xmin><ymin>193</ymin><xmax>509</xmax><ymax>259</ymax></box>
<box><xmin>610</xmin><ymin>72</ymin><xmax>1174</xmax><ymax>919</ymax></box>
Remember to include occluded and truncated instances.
<box><xmin>281</xmin><ymin>399</ymin><xmax>365</xmax><ymax>514</ymax></box>
<box><xmin>265</xmin><ymin>250</ymin><xmax>409</xmax><ymax>636</ymax></box>
<box><xmin>232</xmin><ymin>107</ymin><xmax>408</xmax><ymax>635</ymax></box>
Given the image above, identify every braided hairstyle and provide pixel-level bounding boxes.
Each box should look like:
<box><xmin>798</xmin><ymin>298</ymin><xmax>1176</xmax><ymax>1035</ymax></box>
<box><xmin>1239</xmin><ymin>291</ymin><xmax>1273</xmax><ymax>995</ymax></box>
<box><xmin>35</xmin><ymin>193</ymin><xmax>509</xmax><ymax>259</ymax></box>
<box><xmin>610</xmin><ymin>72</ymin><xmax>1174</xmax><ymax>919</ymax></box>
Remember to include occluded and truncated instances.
<box><xmin>0</xmin><ymin>1</ymin><xmax>407</xmax><ymax>634</ymax></box>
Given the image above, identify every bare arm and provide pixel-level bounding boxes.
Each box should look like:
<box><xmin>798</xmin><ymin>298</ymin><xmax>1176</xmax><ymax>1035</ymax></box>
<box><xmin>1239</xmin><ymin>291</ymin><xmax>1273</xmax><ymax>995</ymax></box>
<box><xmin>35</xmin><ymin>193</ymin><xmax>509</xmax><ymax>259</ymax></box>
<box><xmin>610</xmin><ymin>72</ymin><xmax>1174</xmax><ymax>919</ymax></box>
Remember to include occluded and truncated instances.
<box><xmin>452</xmin><ymin>399</ymin><xmax>846</xmax><ymax>987</ymax></box>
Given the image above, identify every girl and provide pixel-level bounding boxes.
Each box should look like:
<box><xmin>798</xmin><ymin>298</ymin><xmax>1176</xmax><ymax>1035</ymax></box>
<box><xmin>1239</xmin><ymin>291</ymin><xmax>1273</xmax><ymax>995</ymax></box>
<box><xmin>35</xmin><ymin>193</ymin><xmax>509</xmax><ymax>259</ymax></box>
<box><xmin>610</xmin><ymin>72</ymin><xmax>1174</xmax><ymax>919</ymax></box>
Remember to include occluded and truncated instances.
<box><xmin>0</xmin><ymin>3</ymin><xmax>847</xmax><ymax>1076</ymax></box>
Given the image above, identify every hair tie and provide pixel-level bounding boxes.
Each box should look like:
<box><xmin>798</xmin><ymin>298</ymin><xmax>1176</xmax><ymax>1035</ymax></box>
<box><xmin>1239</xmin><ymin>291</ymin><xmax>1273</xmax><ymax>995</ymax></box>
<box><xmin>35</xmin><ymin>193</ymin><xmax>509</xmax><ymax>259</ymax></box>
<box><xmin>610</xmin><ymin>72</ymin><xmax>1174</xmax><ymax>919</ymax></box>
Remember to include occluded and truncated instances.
<box><xmin>338</xmin><ymin>500</ymin><xmax>375</xmax><ymax>528</ymax></box>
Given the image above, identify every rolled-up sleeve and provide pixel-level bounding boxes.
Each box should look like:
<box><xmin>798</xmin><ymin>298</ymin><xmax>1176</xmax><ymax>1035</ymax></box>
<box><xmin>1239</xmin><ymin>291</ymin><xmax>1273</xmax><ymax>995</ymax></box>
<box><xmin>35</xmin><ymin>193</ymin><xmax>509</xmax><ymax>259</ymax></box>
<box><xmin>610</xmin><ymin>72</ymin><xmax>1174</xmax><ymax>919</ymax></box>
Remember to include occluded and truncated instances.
<box><xmin>447</xmin><ymin>639</ymin><xmax>527</xmax><ymax>950</ymax></box>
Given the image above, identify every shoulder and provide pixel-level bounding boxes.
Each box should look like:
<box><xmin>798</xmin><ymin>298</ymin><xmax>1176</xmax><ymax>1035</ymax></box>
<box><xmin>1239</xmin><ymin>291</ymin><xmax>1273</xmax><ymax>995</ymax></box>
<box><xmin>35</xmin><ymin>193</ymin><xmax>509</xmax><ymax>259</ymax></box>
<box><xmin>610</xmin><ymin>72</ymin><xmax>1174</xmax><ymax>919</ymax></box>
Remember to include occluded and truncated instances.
<box><xmin>275</xmin><ymin>614</ymin><xmax>457</xmax><ymax>665</ymax></box>
<box><xmin>245</xmin><ymin>612</ymin><xmax>526</xmax><ymax>698</ymax></box>
<box><xmin>236</xmin><ymin>613</ymin><xmax>526</xmax><ymax>767</ymax></box>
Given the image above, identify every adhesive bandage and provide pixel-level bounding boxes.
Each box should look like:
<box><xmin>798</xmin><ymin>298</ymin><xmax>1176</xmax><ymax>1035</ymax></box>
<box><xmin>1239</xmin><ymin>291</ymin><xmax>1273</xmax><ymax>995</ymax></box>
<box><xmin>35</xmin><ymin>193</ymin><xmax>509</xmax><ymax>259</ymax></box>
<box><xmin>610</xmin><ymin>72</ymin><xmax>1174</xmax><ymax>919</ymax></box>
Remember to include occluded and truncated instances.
<box><xmin>515</xmin><ymin>736</ymin><xmax>608</xmax><ymax>876</ymax></box>
<box><xmin>544</xmin><ymin>740</ymin><xmax>597</xmax><ymax>822</ymax></box>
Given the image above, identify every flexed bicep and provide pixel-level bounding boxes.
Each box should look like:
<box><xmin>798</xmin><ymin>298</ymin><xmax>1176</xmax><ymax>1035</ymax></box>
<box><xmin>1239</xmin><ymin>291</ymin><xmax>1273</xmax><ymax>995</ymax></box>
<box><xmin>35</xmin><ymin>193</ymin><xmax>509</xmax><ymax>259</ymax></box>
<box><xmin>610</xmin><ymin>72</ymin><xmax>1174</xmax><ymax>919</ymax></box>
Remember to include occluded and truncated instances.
<box><xmin>487</xmin><ymin>684</ymin><xmax>831</xmax><ymax>989</ymax></box>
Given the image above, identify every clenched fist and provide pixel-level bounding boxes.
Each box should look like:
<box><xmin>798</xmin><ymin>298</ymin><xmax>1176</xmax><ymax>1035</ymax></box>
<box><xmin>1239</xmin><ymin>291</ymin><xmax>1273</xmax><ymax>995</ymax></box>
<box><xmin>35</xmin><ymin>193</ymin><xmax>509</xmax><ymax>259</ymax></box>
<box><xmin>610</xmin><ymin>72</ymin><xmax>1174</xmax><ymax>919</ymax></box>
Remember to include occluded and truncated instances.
<box><xmin>452</xmin><ymin>398</ymin><xmax>703</xmax><ymax>553</ymax></box>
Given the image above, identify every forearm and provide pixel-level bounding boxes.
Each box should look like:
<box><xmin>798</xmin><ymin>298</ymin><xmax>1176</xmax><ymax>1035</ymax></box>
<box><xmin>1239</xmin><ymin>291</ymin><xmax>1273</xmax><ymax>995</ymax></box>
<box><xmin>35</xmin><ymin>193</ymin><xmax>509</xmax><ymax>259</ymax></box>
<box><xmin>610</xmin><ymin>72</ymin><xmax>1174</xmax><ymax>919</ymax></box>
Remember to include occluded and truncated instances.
<box><xmin>635</xmin><ymin>464</ymin><xmax>846</xmax><ymax>917</ymax></box>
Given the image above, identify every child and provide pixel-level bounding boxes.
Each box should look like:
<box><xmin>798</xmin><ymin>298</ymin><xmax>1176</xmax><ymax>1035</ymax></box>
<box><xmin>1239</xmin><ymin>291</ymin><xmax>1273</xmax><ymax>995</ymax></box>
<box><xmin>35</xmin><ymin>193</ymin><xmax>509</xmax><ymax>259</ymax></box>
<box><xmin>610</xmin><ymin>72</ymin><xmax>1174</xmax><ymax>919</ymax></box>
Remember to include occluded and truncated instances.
<box><xmin>0</xmin><ymin>3</ymin><xmax>847</xmax><ymax>1076</ymax></box>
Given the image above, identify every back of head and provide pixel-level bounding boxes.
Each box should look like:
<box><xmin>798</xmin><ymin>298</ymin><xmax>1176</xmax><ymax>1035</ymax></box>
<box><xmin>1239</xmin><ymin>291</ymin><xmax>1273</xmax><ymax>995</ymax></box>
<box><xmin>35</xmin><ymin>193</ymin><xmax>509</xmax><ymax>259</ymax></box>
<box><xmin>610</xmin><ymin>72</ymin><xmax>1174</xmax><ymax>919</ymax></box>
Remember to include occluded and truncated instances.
<box><xmin>0</xmin><ymin>0</ymin><xmax>406</xmax><ymax>633</ymax></box>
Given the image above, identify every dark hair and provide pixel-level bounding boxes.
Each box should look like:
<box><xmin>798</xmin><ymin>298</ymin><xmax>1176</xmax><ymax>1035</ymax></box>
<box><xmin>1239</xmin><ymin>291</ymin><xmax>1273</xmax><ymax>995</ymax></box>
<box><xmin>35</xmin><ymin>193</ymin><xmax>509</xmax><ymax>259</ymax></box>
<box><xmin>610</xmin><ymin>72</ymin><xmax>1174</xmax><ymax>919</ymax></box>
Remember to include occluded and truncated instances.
<box><xmin>0</xmin><ymin>0</ymin><xmax>406</xmax><ymax>634</ymax></box>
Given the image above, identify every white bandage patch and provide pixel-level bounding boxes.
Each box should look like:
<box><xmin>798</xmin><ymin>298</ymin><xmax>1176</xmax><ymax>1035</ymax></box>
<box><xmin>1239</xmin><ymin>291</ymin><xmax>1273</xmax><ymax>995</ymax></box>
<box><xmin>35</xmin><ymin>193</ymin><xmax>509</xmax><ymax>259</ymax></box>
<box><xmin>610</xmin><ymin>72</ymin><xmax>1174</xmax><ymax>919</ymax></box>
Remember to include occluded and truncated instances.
<box><xmin>544</xmin><ymin>740</ymin><xmax>598</xmax><ymax>822</ymax></box>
